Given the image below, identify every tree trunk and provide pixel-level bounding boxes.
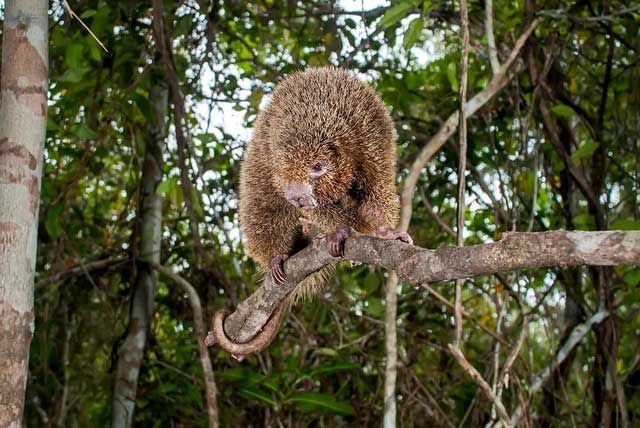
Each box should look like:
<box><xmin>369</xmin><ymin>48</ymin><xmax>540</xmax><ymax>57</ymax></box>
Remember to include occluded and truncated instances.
<box><xmin>383</xmin><ymin>272</ymin><xmax>399</xmax><ymax>428</ymax></box>
<box><xmin>0</xmin><ymin>1</ymin><xmax>48</xmax><ymax>427</ymax></box>
<box><xmin>111</xmin><ymin>78</ymin><xmax>168</xmax><ymax>428</ymax></box>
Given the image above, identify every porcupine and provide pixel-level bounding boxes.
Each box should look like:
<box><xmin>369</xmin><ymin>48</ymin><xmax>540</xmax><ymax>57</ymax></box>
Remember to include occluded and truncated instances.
<box><xmin>210</xmin><ymin>67</ymin><xmax>412</xmax><ymax>357</ymax></box>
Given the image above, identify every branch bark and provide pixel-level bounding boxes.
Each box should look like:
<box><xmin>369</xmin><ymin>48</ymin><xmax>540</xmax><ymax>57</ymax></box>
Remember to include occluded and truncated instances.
<box><xmin>209</xmin><ymin>230</ymin><xmax>640</xmax><ymax>348</ymax></box>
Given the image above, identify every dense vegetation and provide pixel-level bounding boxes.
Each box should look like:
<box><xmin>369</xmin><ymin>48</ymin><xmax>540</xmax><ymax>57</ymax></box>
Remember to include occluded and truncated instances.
<box><xmin>9</xmin><ymin>0</ymin><xmax>639</xmax><ymax>426</ymax></box>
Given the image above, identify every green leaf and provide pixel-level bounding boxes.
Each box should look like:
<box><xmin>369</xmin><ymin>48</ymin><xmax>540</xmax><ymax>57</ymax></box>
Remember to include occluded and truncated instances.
<box><xmin>216</xmin><ymin>367</ymin><xmax>265</xmax><ymax>384</ymax></box>
<box><xmin>58</xmin><ymin>68</ymin><xmax>90</xmax><ymax>83</ymax></box>
<box><xmin>573</xmin><ymin>213</ymin><xmax>595</xmax><ymax>230</ymax></box>
<box><xmin>239</xmin><ymin>387</ymin><xmax>277</xmax><ymax>407</ymax></box>
<box><xmin>45</xmin><ymin>204</ymin><xmax>65</xmax><ymax>240</ymax></box>
<box><xmin>571</xmin><ymin>140</ymin><xmax>599</xmax><ymax>163</ymax></box>
<box><xmin>74</xmin><ymin>121</ymin><xmax>98</xmax><ymax>140</ymax></box>
<box><xmin>308</xmin><ymin>52</ymin><xmax>329</xmax><ymax>66</ymax></box>
<box><xmin>287</xmin><ymin>392</ymin><xmax>354</xmax><ymax>415</ymax></box>
<box><xmin>623</xmin><ymin>269</ymin><xmax>640</xmax><ymax>287</ymax></box>
<box><xmin>65</xmin><ymin>43</ymin><xmax>86</xmax><ymax>70</ymax></box>
<box><xmin>378</xmin><ymin>2</ymin><xmax>414</xmax><ymax>29</ymax></box>
<box><xmin>476</xmin><ymin>74</ymin><xmax>489</xmax><ymax>89</ymax></box>
<box><xmin>156</xmin><ymin>177</ymin><xmax>177</xmax><ymax>195</ymax></box>
<box><xmin>313</xmin><ymin>347</ymin><xmax>338</xmax><ymax>357</ymax></box>
<box><xmin>403</xmin><ymin>17</ymin><xmax>424</xmax><ymax>50</ymax></box>
<box><xmin>447</xmin><ymin>62</ymin><xmax>459</xmax><ymax>93</ymax></box>
<box><xmin>363</xmin><ymin>272</ymin><xmax>380</xmax><ymax>294</ymax></box>
<box><xmin>249</xmin><ymin>87</ymin><xmax>264</xmax><ymax>108</ymax></box>
<box><xmin>133</xmin><ymin>92</ymin><xmax>153</xmax><ymax>122</ymax></box>
<box><xmin>551</xmin><ymin>104</ymin><xmax>574</xmax><ymax>117</ymax></box>
<box><xmin>311</xmin><ymin>363</ymin><xmax>359</xmax><ymax>377</ymax></box>
<box><xmin>194</xmin><ymin>133</ymin><xmax>217</xmax><ymax>145</ymax></box>
<box><xmin>610</xmin><ymin>219</ymin><xmax>640</xmax><ymax>230</ymax></box>
<box><xmin>365</xmin><ymin>297</ymin><xmax>384</xmax><ymax>317</ymax></box>
<box><xmin>46</xmin><ymin>117</ymin><xmax>60</xmax><ymax>131</ymax></box>
<box><xmin>80</xmin><ymin>9</ymin><xmax>96</xmax><ymax>18</ymax></box>
<box><xmin>157</xmin><ymin>177</ymin><xmax>183</xmax><ymax>207</ymax></box>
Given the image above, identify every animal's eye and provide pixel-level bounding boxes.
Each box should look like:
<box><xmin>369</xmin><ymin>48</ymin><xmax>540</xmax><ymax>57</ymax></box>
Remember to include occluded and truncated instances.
<box><xmin>309</xmin><ymin>161</ymin><xmax>326</xmax><ymax>177</ymax></box>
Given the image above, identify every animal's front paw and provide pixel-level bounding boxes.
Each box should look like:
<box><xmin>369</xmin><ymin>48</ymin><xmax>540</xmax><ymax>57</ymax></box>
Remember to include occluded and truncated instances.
<box><xmin>270</xmin><ymin>254</ymin><xmax>289</xmax><ymax>285</ymax></box>
<box><xmin>327</xmin><ymin>225</ymin><xmax>352</xmax><ymax>257</ymax></box>
<box><xmin>375</xmin><ymin>225</ymin><xmax>413</xmax><ymax>245</ymax></box>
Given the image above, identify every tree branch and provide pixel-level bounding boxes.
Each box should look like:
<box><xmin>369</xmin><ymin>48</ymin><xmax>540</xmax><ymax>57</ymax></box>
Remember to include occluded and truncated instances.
<box><xmin>151</xmin><ymin>262</ymin><xmax>219</xmax><ymax>428</ymax></box>
<box><xmin>209</xmin><ymin>230</ymin><xmax>639</xmax><ymax>348</ymax></box>
<box><xmin>36</xmin><ymin>257</ymin><xmax>128</xmax><ymax>289</ymax></box>
<box><xmin>484</xmin><ymin>0</ymin><xmax>500</xmax><ymax>74</ymax></box>
<box><xmin>508</xmin><ymin>309</ymin><xmax>610</xmax><ymax>427</ymax></box>
<box><xmin>399</xmin><ymin>19</ymin><xmax>538</xmax><ymax>231</ymax></box>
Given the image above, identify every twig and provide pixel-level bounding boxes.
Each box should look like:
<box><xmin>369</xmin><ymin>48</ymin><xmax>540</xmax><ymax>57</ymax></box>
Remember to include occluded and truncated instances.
<box><xmin>448</xmin><ymin>345</ymin><xmax>510</xmax><ymax>427</ymax></box>
<box><xmin>508</xmin><ymin>310</ymin><xmax>609</xmax><ymax>427</ymax></box>
<box><xmin>496</xmin><ymin>314</ymin><xmax>529</xmax><ymax>405</ymax></box>
<box><xmin>150</xmin><ymin>262</ymin><xmax>219</xmax><ymax>428</ymax></box>
<box><xmin>399</xmin><ymin>19</ymin><xmax>539</xmax><ymax>231</ymax></box>
<box><xmin>526</xmin><ymin>153</ymin><xmax>540</xmax><ymax>232</ymax></box>
<box><xmin>488</xmin><ymin>291</ymin><xmax>507</xmax><ymax>425</ymax></box>
<box><xmin>484</xmin><ymin>0</ymin><xmax>500</xmax><ymax>74</ymax></box>
<box><xmin>408</xmin><ymin>370</ymin><xmax>456</xmax><ymax>428</ymax></box>
<box><xmin>421</xmin><ymin>283</ymin><xmax>508</xmax><ymax>345</ymax></box>
<box><xmin>151</xmin><ymin>0</ymin><xmax>209</xmax><ymax>268</ymax></box>
<box><xmin>61</xmin><ymin>0</ymin><xmax>108</xmax><ymax>52</ymax></box>
<box><xmin>36</xmin><ymin>257</ymin><xmax>128</xmax><ymax>289</ymax></box>
<box><xmin>453</xmin><ymin>0</ymin><xmax>470</xmax><ymax>349</ymax></box>
<box><xmin>418</xmin><ymin>188</ymin><xmax>456</xmax><ymax>238</ymax></box>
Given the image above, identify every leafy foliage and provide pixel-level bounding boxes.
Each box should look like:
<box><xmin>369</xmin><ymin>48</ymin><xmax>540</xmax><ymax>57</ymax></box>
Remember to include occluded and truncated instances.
<box><xmin>16</xmin><ymin>0</ymin><xmax>640</xmax><ymax>426</ymax></box>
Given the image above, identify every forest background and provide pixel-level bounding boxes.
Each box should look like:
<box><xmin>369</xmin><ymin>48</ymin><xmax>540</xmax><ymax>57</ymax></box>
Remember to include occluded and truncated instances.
<box><xmin>1</xmin><ymin>0</ymin><xmax>639</xmax><ymax>427</ymax></box>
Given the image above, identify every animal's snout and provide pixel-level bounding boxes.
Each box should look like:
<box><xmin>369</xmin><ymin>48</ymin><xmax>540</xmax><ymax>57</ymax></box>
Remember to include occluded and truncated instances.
<box><xmin>284</xmin><ymin>181</ymin><xmax>316</xmax><ymax>208</ymax></box>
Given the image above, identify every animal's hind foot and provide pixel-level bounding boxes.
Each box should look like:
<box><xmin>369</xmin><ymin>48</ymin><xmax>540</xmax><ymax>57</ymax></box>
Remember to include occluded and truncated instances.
<box><xmin>270</xmin><ymin>254</ymin><xmax>289</xmax><ymax>285</ymax></box>
<box><xmin>375</xmin><ymin>225</ymin><xmax>413</xmax><ymax>245</ymax></box>
<box><xmin>327</xmin><ymin>225</ymin><xmax>352</xmax><ymax>257</ymax></box>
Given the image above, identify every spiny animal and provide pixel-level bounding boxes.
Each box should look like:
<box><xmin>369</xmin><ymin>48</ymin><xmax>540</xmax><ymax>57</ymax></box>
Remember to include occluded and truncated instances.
<box><xmin>210</xmin><ymin>67</ymin><xmax>412</xmax><ymax>356</ymax></box>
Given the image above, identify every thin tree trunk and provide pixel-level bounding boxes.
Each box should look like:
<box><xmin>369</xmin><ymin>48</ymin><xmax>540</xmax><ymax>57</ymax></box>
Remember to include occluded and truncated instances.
<box><xmin>112</xmin><ymin>78</ymin><xmax>168</xmax><ymax>428</ymax></box>
<box><xmin>0</xmin><ymin>1</ymin><xmax>48</xmax><ymax>427</ymax></box>
<box><xmin>539</xmin><ymin>141</ymin><xmax>585</xmax><ymax>428</ymax></box>
<box><xmin>383</xmin><ymin>272</ymin><xmax>398</xmax><ymax>428</ymax></box>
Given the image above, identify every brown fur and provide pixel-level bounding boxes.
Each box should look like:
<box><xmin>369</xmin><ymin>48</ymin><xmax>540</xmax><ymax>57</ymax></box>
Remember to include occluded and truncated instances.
<box><xmin>213</xmin><ymin>67</ymin><xmax>402</xmax><ymax>356</ymax></box>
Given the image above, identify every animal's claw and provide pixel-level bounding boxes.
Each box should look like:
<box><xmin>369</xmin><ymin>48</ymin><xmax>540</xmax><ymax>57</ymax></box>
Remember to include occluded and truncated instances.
<box><xmin>270</xmin><ymin>254</ymin><xmax>289</xmax><ymax>285</ymax></box>
<box><xmin>375</xmin><ymin>226</ymin><xmax>413</xmax><ymax>245</ymax></box>
<box><xmin>327</xmin><ymin>225</ymin><xmax>352</xmax><ymax>257</ymax></box>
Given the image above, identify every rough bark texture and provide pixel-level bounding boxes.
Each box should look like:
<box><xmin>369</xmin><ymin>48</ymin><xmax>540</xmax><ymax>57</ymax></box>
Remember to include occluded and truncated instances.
<box><xmin>211</xmin><ymin>230</ymin><xmax>640</xmax><ymax>349</ymax></box>
<box><xmin>0</xmin><ymin>1</ymin><xmax>48</xmax><ymax>427</ymax></box>
<box><xmin>111</xmin><ymin>80</ymin><xmax>167</xmax><ymax>428</ymax></box>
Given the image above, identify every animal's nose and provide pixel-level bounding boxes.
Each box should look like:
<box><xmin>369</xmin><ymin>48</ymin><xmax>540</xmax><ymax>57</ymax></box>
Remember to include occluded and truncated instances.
<box><xmin>284</xmin><ymin>181</ymin><xmax>316</xmax><ymax>208</ymax></box>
